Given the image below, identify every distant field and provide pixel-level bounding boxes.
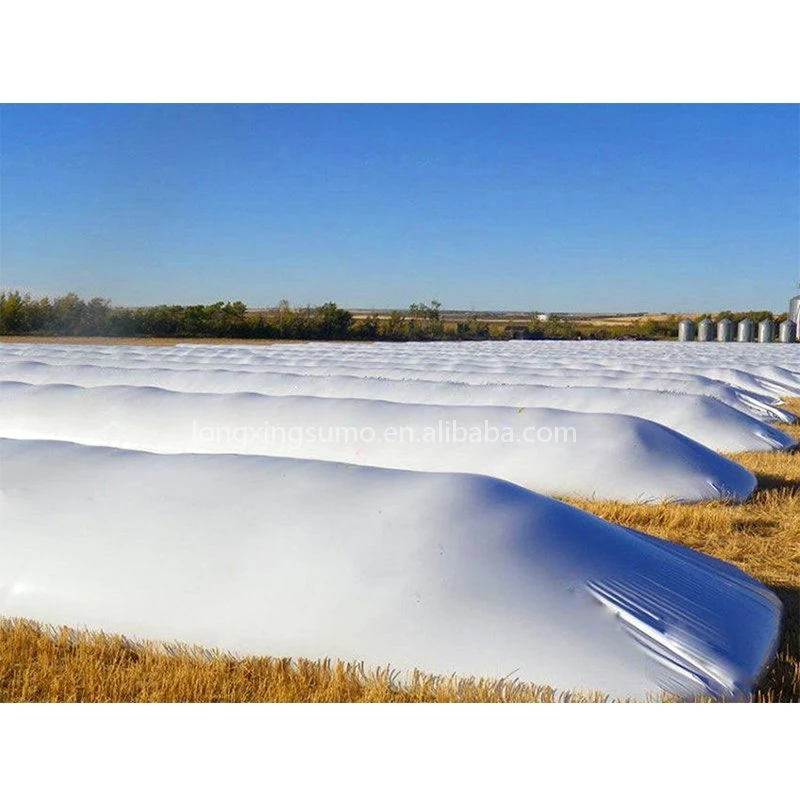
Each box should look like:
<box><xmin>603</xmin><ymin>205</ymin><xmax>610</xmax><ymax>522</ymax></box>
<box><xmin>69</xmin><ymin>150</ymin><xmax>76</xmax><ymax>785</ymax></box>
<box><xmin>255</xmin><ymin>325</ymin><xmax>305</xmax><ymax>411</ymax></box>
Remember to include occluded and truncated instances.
<box><xmin>575</xmin><ymin>313</ymin><xmax>675</xmax><ymax>327</ymax></box>
<box><xmin>348</xmin><ymin>311</ymin><xmax>674</xmax><ymax>326</ymax></box>
<box><xmin>2</xmin><ymin>399</ymin><xmax>797</xmax><ymax>703</ymax></box>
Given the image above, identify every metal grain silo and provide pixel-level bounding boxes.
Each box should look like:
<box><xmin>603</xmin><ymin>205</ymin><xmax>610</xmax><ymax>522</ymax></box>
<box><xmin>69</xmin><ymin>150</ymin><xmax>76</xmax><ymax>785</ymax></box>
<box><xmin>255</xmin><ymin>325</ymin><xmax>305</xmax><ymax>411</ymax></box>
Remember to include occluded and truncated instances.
<box><xmin>737</xmin><ymin>318</ymin><xmax>755</xmax><ymax>342</ymax></box>
<box><xmin>779</xmin><ymin>319</ymin><xmax>797</xmax><ymax>343</ymax></box>
<box><xmin>678</xmin><ymin>319</ymin><xmax>696</xmax><ymax>341</ymax></box>
<box><xmin>697</xmin><ymin>318</ymin><xmax>715</xmax><ymax>341</ymax></box>
<box><xmin>716</xmin><ymin>318</ymin><xmax>733</xmax><ymax>342</ymax></box>
<box><xmin>758</xmin><ymin>318</ymin><xmax>775</xmax><ymax>343</ymax></box>
<box><xmin>791</xmin><ymin>293</ymin><xmax>800</xmax><ymax>325</ymax></box>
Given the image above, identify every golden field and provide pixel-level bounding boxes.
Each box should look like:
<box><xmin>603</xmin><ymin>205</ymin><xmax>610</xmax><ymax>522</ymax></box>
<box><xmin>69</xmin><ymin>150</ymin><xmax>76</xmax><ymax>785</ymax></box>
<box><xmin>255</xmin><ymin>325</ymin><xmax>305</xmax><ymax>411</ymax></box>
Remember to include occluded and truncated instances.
<box><xmin>1</xmin><ymin>401</ymin><xmax>798</xmax><ymax>703</ymax></box>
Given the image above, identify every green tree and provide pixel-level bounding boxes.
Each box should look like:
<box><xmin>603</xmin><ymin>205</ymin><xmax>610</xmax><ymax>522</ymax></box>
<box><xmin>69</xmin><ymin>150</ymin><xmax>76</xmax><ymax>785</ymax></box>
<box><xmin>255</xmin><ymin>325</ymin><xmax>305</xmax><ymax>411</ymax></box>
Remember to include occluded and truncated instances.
<box><xmin>382</xmin><ymin>310</ymin><xmax>408</xmax><ymax>341</ymax></box>
<box><xmin>311</xmin><ymin>302</ymin><xmax>353</xmax><ymax>339</ymax></box>
<box><xmin>0</xmin><ymin>291</ymin><xmax>34</xmax><ymax>333</ymax></box>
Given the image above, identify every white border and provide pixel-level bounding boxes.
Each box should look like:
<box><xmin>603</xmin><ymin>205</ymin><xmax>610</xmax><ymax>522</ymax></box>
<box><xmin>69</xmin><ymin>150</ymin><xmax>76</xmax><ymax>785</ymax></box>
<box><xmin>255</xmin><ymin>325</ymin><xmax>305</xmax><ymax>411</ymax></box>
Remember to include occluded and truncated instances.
<box><xmin>0</xmin><ymin>704</ymin><xmax>795</xmax><ymax>796</ymax></box>
<box><xmin>1</xmin><ymin>1</ymin><xmax>799</xmax><ymax>101</ymax></box>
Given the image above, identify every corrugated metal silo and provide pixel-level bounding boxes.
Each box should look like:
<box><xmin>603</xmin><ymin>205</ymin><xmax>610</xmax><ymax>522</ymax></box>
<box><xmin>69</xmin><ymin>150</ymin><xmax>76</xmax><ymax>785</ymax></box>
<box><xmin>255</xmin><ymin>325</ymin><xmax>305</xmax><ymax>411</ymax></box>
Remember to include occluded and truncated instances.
<box><xmin>758</xmin><ymin>318</ymin><xmax>775</xmax><ymax>343</ymax></box>
<box><xmin>697</xmin><ymin>318</ymin><xmax>715</xmax><ymax>341</ymax></box>
<box><xmin>791</xmin><ymin>294</ymin><xmax>800</xmax><ymax>325</ymax></box>
<box><xmin>779</xmin><ymin>319</ymin><xmax>797</xmax><ymax>343</ymax></box>
<box><xmin>737</xmin><ymin>318</ymin><xmax>754</xmax><ymax>342</ymax></box>
<box><xmin>678</xmin><ymin>319</ymin><xmax>696</xmax><ymax>341</ymax></box>
<box><xmin>716</xmin><ymin>318</ymin><xmax>733</xmax><ymax>342</ymax></box>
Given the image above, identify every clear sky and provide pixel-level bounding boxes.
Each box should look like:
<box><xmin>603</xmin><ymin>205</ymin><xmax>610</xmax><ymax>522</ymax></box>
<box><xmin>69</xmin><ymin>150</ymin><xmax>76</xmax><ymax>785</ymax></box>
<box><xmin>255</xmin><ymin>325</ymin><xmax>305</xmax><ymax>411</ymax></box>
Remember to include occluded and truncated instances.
<box><xmin>1</xmin><ymin>104</ymin><xmax>798</xmax><ymax>312</ymax></box>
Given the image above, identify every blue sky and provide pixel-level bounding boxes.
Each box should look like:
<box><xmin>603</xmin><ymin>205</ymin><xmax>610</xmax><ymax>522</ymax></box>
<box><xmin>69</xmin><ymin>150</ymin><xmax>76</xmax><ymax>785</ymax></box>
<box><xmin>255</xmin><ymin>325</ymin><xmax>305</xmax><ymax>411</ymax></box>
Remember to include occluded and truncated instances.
<box><xmin>1</xmin><ymin>104</ymin><xmax>797</xmax><ymax>312</ymax></box>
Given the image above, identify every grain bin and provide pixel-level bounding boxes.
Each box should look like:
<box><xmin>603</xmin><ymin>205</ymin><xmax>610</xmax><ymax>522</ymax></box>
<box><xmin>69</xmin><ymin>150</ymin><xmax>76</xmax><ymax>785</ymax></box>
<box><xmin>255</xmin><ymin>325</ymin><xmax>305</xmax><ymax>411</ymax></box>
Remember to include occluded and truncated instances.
<box><xmin>737</xmin><ymin>318</ymin><xmax>755</xmax><ymax>342</ymax></box>
<box><xmin>678</xmin><ymin>319</ymin><xmax>696</xmax><ymax>341</ymax></box>
<box><xmin>758</xmin><ymin>318</ymin><xmax>775</xmax><ymax>343</ymax></box>
<box><xmin>779</xmin><ymin>319</ymin><xmax>797</xmax><ymax>343</ymax></box>
<box><xmin>791</xmin><ymin>293</ymin><xmax>800</xmax><ymax>325</ymax></box>
<box><xmin>716</xmin><ymin>318</ymin><xmax>733</xmax><ymax>342</ymax></box>
<box><xmin>697</xmin><ymin>318</ymin><xmax>715</xmax><ymax>341</ymax></box>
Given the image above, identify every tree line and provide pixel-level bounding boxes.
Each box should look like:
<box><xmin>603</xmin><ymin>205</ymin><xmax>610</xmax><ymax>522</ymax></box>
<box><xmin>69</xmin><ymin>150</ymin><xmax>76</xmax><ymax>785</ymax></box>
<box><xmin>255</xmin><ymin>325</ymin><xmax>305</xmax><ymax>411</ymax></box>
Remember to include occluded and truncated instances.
<box><xmin>0</xmin><ymin>292</ymin><xmax>478</xmax><ymax>340</ymax></box>
<box><xmin>0</xmin><ymin>290</ymin><xmax>790</xmax><ymax>341</ymax></box>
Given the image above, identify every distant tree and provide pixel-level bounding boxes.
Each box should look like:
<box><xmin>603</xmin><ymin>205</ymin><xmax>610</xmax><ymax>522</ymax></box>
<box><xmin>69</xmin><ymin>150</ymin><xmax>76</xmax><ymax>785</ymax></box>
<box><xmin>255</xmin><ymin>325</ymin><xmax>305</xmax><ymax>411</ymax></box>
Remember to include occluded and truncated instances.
<box><xmin>83</xmin><ymin>297</ymin><xmax>112</xmax><ymax>334</ymax></box>
<box><xmin>408</xmin><ymin>300</ymin><xmax>444</xmax><ymax>340</ymax></box>
<box><xmin>310</xmin><ymin>302</ymin><xmax>353</xmax><ymax>339</ymax></box>
<box><xmin>51</xmin><ymin>293</ymin><xmax>88</xmax><ymax>334</ymax></box>
<box><xmin>351</xmin><ymin>313</ymin><xmax>380</xmax><ymax>340</ymax></box>
<box><xmin>382</xmin><ymin>310</ymin><xmax>408</xmax><ymax>341</ymax></box>
<box><xmin>456</xmin><ymin>313</ymin><xmax>489</xmax><ymax>340</ymax></box>
<box><xmin>0</xmin><ymin>291</ymin><xmax>33</xmax><ymax>333</ymax></box>
<box><xmin>274</xmin><ymin>300</ymin><xmax>296</xmax><ymax>338</ymax></box>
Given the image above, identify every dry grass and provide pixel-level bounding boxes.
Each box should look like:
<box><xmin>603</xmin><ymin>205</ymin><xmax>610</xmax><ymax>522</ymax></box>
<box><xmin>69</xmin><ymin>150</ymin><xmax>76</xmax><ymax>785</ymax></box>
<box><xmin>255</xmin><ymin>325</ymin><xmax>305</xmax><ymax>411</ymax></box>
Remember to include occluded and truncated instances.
<box><xmin>574</xmin><ymin>313</ymin><xmax>675</xmax><ymax>327</ymax></box>
<box><xmin>1</xmin><ymin>400</ymin><xmax>797</xmax><ymax>703</ymax></box>
<box><xmin>0</xmin><ymin>620</ymin><xmax>617</xmax><ymax>703</ymax></box>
